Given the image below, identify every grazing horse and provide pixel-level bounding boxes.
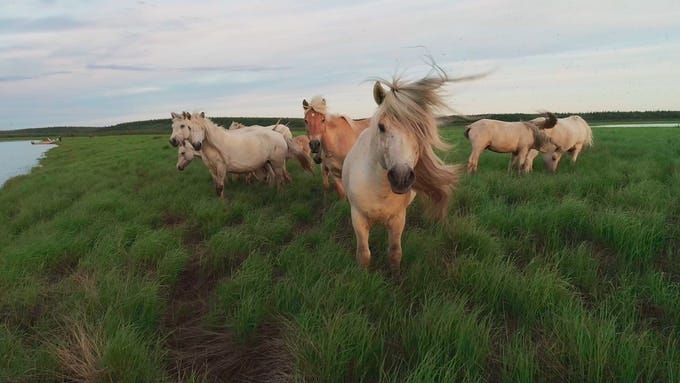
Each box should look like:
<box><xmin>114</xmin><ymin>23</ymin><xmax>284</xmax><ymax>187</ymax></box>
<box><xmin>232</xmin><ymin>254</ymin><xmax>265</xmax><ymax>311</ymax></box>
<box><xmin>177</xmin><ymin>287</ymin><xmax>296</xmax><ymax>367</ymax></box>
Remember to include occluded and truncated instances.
<box><xmin>175</xmin><ymin>140</ymin><xmax>231</xmax><ymax>197</ymax></box>
<box><xmin>169</xmin><ymin>111</ymin><xmax>290</xmax><ymax>190</ymax></box>
<box><xmin>525</xmin><ymin>115</ymin><xmax>593</xmax><ymax>172</ymax></box>
<box><xmin>302</xmin><ymin>96</ymin><xmax>371</xmax><ymax>199</ymax></box>
<box><xmin>464</xmin><ymin>113</ymin><xmax>558</xmax><ymax>173</ymax></box>
<box><xmin>342</xmin><ymin>73</ymin><xmax>464</xmax><ymax>271</ymax></box>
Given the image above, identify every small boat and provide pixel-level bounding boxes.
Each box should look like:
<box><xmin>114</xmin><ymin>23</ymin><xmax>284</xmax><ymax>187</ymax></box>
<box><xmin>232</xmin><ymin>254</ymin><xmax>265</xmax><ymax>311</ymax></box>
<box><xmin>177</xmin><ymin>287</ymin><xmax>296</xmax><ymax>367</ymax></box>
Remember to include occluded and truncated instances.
<box><xmin>31</xmin><ymin>137</ymin><xmax>61</xmax><ymax>145</ymax></box>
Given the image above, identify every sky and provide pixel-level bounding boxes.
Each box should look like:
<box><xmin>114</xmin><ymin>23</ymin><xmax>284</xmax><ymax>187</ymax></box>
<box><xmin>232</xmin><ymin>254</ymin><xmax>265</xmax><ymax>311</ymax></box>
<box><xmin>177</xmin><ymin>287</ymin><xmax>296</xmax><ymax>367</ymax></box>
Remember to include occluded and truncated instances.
<box><xmin>1</xmin><ymin>0</ymin><xmax>679</xmax><ymax>130</ymax></box>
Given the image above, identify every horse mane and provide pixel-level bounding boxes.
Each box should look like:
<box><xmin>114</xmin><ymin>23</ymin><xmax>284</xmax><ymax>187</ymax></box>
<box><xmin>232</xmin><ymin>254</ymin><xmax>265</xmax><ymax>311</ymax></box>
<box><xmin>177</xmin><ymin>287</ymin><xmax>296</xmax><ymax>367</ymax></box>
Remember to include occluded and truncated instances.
<box><xmin>374</xmin><ymin>72</ymin><xmax>464</xmax><ymax>219</ymax></box>
<box><xmin>306</xmin><ymin>95</ymin><xmax>328</xmax><ymax>115</ymax></box>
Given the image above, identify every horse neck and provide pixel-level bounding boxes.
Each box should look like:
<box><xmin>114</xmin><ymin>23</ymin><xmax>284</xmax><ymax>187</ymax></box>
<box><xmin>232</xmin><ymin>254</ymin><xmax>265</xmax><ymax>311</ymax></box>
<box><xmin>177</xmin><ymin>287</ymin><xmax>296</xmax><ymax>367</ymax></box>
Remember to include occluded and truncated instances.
<box><xmin>322</xmin><ymin>115</ymin><xmax>362</xmax><ymax>157</ymax></box>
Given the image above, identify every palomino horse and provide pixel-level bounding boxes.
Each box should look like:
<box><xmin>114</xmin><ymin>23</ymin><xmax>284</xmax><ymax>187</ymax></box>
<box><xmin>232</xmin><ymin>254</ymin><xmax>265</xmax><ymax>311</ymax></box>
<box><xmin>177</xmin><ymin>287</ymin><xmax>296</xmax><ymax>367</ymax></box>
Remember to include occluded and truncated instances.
<box><xmin>464</xmin><ymin>112</ymin><xmax>558</xmax><ymax>173</ymax></box>
<box><xmin>170</xmin><ymin>112</ymin><xmax>290</xmax><ymax>190</ymax></box>
<box><xmin>525</xmin><ymin>115</ymin><xmax>593</xmax><ymax>172</ymax></box>
<box><xmin>302</xmin><ymin>96</ymin><xmax>371</xmax><ymax>199</ymax></box>
<box><xmin>342</xmin><ymin>73</ymin><xmax>464</xmax><ymax>271</ymax></box>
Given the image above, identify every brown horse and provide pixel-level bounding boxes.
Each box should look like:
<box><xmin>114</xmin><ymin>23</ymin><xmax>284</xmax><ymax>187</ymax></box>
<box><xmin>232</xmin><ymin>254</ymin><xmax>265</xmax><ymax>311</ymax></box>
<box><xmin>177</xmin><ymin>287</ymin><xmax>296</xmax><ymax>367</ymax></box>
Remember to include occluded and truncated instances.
<box><xmin>302</xmin><ymin>96</ymin><xmax>371</xmax><ymax>199</ymax></box>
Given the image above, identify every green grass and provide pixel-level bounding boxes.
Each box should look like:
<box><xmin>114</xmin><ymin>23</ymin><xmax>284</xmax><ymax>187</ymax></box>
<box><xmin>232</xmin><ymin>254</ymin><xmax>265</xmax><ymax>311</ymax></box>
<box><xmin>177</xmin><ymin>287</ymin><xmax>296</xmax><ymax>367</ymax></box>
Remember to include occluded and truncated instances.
<box><xmin>1</xmin><ymin>127</ymin><xmax>679</xmax><ymax>382</ymax></box>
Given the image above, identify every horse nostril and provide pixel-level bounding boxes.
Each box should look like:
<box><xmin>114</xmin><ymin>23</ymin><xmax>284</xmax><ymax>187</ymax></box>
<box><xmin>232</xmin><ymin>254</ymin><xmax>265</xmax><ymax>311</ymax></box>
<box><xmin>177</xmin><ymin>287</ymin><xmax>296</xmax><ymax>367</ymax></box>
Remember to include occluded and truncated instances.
<box><xmin>407</xmin><ymin>169</ymin><xmax>415</xmax><ymax>184</ymax></box>
<box><xmin>192</xmin><ymin>142</ymin><xmax>202</xmax><ymax>151</ymax></box>
<box><xmin>169</xmin><ymin>138</ymin><xmax>177</xmax><ymax>147</ymax></box>
<box><xmin>387</xmin><ymin>168</ymin><xmax>397</xmax><ymax>183</ymax></box>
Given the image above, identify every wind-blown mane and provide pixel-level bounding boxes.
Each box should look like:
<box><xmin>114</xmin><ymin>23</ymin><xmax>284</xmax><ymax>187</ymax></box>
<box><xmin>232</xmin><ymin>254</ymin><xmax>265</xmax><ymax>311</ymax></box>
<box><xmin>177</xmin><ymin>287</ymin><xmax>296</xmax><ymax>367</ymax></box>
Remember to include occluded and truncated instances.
<box><xmin>373</xmin><ymin>74</ymin><xmax>463</xmax><ymax>219</ymax></box>
<box><xmin>305</xmin><ymin>95</ymin><xmax>328</xmax><ymax>115</ymax></box>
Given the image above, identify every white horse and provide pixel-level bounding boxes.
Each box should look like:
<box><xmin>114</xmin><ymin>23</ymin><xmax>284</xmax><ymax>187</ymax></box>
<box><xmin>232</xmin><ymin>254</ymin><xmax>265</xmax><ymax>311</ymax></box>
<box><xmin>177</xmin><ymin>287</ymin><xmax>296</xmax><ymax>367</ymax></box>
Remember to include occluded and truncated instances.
<box><xmin>229</xmin><ymin>121</ymin><xmax>293</xmax><ymax>139</ymax></box>
<box><xmin>464</xmin><ymin>113</ymin><xmax>558</xmax><ymax>173</ymax></box>
<box><xmin>342</xmin><ymin>73</ymin><xmax>464</xmax><ymax>271</ymax></box>
<box><xmin>228</xmin><ymin>121</ymin><xmax>313</xmax><ymax>175</ymax></box>
<box><xmin>170</xmin><ymin>112</ymin><xmax>289</xmax><ymax>190</ymax></box>
<box><xmin>525</xmin><ymin>115</ymin><xmax>593</xmax><ymax>172</ymax></box>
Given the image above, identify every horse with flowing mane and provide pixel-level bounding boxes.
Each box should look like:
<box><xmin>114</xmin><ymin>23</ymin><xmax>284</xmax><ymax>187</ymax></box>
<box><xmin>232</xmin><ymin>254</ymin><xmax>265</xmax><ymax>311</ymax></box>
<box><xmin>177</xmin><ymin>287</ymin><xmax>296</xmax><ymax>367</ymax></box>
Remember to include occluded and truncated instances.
<box><xmin>302</xmin><ymin>96</ymin><xmax>371</xmax><ymax>199</ymax></box>
<box><xmin>464</xmin><ymin>112</ymin><xmax>558</xmax><ymax>173</ymax></box>
<box><xmin>342</xmin><ymin>71</ymin><xmax>464</xmax><ymax>271</ymax></box>
<box><xmin>525</xmin><ymin>115</ymin><xmax>594</xmax><ymax>172</ymax></box>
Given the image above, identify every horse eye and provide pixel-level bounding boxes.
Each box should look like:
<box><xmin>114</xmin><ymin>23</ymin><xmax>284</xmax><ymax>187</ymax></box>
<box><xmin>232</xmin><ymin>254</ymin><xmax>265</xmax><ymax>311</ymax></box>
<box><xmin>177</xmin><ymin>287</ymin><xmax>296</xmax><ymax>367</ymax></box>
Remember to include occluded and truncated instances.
<box><xmin>321</xmin><ymin>118</ymin><xmax>326</xmax><ymax>123</ymax></box>
<box><xmin>378</xmin><ymin>123</ymin><xmax>386</xmax><ymax>133</ymax></box>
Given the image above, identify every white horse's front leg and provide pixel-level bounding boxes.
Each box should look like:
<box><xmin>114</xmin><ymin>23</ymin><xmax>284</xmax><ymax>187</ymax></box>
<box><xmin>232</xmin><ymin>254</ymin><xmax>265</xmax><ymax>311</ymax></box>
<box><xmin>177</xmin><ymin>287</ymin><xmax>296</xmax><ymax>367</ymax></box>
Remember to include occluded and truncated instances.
<box><xmin>387</xmin><ymin>211</ymin><xmax>407</xmax><ymax>273</ymax></box>
<box><xmin>351</xmin><ymin>208</ymin><xmax>372</xmax><ymax>269</ymax></box>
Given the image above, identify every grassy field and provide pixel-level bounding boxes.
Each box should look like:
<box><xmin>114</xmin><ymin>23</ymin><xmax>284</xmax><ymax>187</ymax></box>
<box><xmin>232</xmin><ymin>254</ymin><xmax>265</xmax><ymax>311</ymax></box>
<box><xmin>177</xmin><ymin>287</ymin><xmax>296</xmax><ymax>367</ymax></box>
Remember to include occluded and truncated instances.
<box><xmin>1</xmin><ymin>126</ymin><xmax>679</xmax><ymax>382</ymax></box>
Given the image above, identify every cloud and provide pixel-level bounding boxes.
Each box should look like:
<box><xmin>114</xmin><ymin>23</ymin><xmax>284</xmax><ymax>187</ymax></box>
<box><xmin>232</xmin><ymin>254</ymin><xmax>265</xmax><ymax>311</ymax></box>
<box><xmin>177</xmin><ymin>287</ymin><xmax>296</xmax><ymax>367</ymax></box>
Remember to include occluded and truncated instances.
<box><xmin>86</xmin><ymin>64</ymin><xmax>154</xmax><ymax>72</ymax></box>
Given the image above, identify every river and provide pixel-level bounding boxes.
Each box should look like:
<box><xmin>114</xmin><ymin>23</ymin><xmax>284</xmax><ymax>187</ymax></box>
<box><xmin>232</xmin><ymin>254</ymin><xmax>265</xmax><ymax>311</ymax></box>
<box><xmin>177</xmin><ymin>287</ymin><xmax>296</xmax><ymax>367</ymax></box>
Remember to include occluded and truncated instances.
<box><xmin>0</xmin><ymin>140</ymin><xmax>57</xmax><ymax>188</ymax></box>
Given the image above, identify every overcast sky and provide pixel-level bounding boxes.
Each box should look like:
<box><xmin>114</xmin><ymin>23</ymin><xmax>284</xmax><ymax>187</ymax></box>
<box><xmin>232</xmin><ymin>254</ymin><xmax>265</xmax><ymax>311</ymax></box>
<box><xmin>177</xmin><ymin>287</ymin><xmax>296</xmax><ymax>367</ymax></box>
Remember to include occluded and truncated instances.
<box><xmin>1</xmin><ymin>0</ymin><xmax>679</xmax><ymax>130</ymax></box>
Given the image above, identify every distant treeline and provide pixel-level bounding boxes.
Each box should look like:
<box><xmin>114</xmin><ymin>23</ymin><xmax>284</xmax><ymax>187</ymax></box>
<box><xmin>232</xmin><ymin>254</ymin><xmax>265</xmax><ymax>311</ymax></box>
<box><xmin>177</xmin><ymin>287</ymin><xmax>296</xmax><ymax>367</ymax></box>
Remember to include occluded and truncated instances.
<box><xmin>2</xmin><ymin>110</ymin><xmax>679</xmax><ymax>138</ymax></box>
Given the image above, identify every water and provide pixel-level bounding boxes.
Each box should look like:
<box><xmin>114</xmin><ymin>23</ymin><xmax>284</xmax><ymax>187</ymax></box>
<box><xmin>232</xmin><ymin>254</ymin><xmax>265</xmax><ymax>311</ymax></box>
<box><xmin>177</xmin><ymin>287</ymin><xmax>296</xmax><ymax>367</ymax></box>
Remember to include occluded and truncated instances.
<box><xmin>0</xmin><ymin>140</ymin><xmax>57</xmax><ymax>188</ymax></box>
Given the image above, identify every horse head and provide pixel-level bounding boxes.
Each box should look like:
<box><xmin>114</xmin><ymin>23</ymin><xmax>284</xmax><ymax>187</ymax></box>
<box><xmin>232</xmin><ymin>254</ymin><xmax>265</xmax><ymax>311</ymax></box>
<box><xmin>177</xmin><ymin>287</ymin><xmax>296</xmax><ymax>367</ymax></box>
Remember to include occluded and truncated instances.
<box><xmin>181</xmin><ymin>112</ymin><xmax>206</xmax><ymax>151</ymax></box>
<box><xmin>176</xmin><ymin>140</ymin><xmax>198</xmax><ymax>171</ymax></box>
<box><xmin>372</xmin><ymin>81</ymin><xmax>419</xmax><ymax>194</ymax></box>
<box><xmin>169</xmin><ymin>112</ymin><xmax>192</xmax><ymax>147</ymax></box>
<box><xmin>302</xmin><ymin>96</ymin><xmax>328</xmax><ymax>157</ymax></box>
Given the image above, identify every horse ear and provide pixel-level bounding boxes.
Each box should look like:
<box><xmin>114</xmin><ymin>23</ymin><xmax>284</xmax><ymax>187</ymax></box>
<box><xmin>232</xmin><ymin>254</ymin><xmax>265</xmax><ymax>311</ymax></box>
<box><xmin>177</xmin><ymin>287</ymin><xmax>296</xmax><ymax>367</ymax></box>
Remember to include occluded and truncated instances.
<box><xmin>322</xmin><ymin>98</ymin><xmax>326</xmax><ymax>105</ymax></box>
<box><xmin>171</xmin><ymin>112</ymin><xmax>180</xmax><ymax>119</ymax></box>
<box><xmin>182</xmin><ymin>111</ymin><xmax>189</xmax><ymax>119</ymax></box>
<box><xmin>373</xmin><ymin>81</ymin><xmax>386</xmax><ymax>105</ymax></box>
<box><xmin>302</xmin><ymin>99</ymin><xmax>309</xmax><ymax>110</ymax></box>
<box><xmin>199</xmin><ymin>112</ymin><xmax>205</xmax><ymax>118</ymax></box>
<box><xmin>186</xmin><ymin>112</ymin><xmax>191</xmax><ymax>120</ymax></box>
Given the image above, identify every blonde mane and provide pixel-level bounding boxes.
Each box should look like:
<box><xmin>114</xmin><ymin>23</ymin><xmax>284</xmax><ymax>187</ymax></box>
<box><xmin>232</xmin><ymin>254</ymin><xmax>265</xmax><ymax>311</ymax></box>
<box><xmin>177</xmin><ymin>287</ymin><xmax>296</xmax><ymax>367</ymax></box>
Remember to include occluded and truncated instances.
<box><xmin>306</xmin><ymin>95</ymin><xmax>328</xmax><ymax>115</ymax></box>
<box><xmin>374</xmin><ymin>73</ymin><xmax>463</xmax><ymax>219</ymax></box>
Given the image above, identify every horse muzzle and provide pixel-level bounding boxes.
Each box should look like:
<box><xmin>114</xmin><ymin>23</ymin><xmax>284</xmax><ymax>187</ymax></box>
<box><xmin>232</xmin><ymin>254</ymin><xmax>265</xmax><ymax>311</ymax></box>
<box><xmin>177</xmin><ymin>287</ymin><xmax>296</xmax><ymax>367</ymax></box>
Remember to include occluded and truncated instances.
<box><xmin>191</xmin><ymin>141</ymin><xmax>202</xmax><ymax>151</ymax></box>
<box><xmin>309</xmin><ymin>139</ymin><xmax>321</xmax><ymax>154</ymax></box>
<box><xmin>169</xmin><ymin>138</ymin><xmax>179</xmax><ymax>147</ymax></box>
<box><xmin>312</xmin><ymin>152</ymin><xmax>323</xmax><ymax>164</ymax></box>
<box><xmin>177</xmin><ymin>164</ymin><xmax>186</xmax><ymax>171</ymax></box>
<box><xmin>387</xmin><ymin>164</ymin><xmax>416</xmax><ymax>194</ymax></box>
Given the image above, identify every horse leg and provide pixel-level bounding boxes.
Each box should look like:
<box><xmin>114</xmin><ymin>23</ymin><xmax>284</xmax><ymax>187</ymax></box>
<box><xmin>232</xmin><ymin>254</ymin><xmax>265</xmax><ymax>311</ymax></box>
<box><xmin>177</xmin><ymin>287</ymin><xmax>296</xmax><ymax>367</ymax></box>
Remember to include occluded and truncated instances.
<box><xmin>322</xmin><ymin>164</ymin><xmax>331</xmax><ymax>189</ymax></box>
<box><xmin>525</xmin><ymin>149</ymin><xmax>540</xmax><ymax>173</ymax></box>
<box><xmin>571</xmin><ymin>144</ymin><xmax>583</xmax><ymax>163</ymax></box>
<box><xmin>386</xmin><ymin>211</ymin><xmax>407</xmax><ymax>273</ymax></box>
<box><xmin>467</xmin><ymin>147</ymin><xmax>483</xmax><ymax>173</ymax></box>
<box><xmin>508</xmin><ymin>153</ymin><xmax>518</xmax><ymax>173</ymax></box>
<box><xmin>351</xmin><ymin>208</ymin><xmax>372</xmax><ymax>269</ymax></box>
<box><xmin>264</xmin><ymin>162</ymin><xmax>276</xmax><ymax>186</ymax></box>
<box><xmin>517</xmin><ymin>147</ymin><xmax>529</xmax><ymax>174</ymax></box>
<box><xmin>334</xmin><ymin>177</ymin><xmax>346</xmax><ymax>200</ymax></box>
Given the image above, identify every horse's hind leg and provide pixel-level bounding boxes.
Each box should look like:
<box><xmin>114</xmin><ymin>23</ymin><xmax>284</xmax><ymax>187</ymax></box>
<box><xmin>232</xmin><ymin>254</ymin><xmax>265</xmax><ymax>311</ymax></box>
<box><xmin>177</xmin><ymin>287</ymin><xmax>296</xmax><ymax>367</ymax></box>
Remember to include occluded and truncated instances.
<box><xmin>386</xmin><ymin>211</ymin><xmax>406</xmax><ymax>273</ymax></box>
<box><xmin>467</xmin><ymin>147</ymin><xmax>483</xmax><ymax>173</ymax></box>
<box><xmin>350</xmin><ymin>208</ymin><xmax>372</xmax><ymax>269</ymax></box>
<box><xmin>571</xmin><ymin>144</ymin><xmax>583</xmax><ymax>163</ymax></box>
<box><xmin>264</xmin><ymin>162</ymin><xmax>276</xmax><ymax>186</ymax></box>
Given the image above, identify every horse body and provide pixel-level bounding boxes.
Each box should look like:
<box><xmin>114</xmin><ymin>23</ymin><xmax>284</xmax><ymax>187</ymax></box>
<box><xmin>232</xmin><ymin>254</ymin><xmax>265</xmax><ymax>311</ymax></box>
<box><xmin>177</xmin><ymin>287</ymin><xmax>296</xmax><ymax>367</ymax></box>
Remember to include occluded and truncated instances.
<box><xmin>342</xmin><ymin>73</ymin><xmax>463</xmax><ymax>271</ymax></box>
<box><xmin>464</xmin><ymin>113</ymin><xmax>557</xmax><ymax>173</ymax></box>
<box><xmin>526</xmin><ymin>115</ymin><xmax>593</xmax><ymax>172</ymax></box>
<box><xmin>302</xmin><ymin>96</ymin><xmax>371</xmax><ymax>199</ymax></box>
<box><xmin>229</xmin><ymin>121</ymin><xmax>293</xmax><ymax>139</ymax></box>
<box><xmin>230</xmin><ymin>121</ymin><xmax>313</xmax><ymax>175</ymax></box>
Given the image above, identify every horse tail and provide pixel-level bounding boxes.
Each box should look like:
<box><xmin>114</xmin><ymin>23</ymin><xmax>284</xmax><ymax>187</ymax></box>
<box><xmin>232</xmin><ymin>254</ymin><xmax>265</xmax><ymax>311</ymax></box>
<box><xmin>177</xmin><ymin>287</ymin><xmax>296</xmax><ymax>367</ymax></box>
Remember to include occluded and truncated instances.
<box><xmin>582</xmin><ymin>117</ymin><xmax>594</xmax><ymax>147</ymax></box>
<box><xmin>463</xmin><ymin>126</ymin><xmax>472</xmax><ymax>140</ymax></box>
<box><xmin>540</xmin><ymin>112</ymin><xmax>558</xmax><ymax>129</ymax></box>
<box><xmin>284</xmin><ymin>135</ymin><xmax>314</xmax><ymax>175</ymax></box>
